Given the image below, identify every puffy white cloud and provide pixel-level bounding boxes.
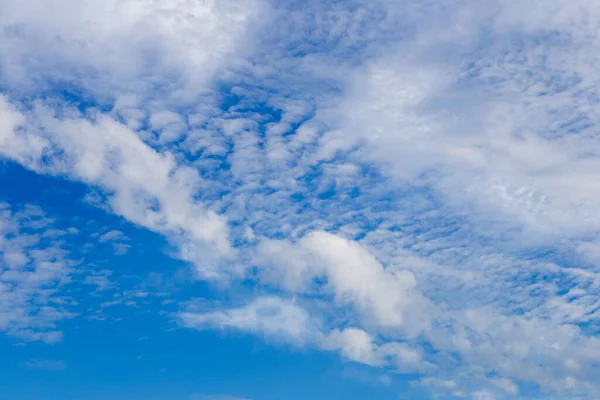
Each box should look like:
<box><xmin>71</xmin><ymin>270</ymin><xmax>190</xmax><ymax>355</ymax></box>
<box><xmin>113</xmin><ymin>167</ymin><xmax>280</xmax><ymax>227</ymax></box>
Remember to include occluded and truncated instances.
<box><xmin>318</xmin><ymin>328</ymin><xmax>383</xmax><ymax>366</ymax></box>
<box><xmin>178</xmin><ymin>296</ymin><xmax>316</xmax><ymax>345</ymax></box>
<box><xmin>257</xmin><ymin>231</ymin><xmax>429</xmax><ymax>332</ymax></box>
<box><xmin>317</xmin><ymin>328</ymin><xmax>424</xmax><ymax>372</ymax></box>
<box><xmin>0</xmin><ymin>96</ymin><xmax>233</xmax><ymax>275</ymax></box>
<box><xmin>0</xmin><ymin>0</ymin><xmax>263</xmax><ymax>103</ymax></box>
<box><xmin>179</xmin><ymin>297</ymin><xmax>427</xmax><ymax>374</ymax></box>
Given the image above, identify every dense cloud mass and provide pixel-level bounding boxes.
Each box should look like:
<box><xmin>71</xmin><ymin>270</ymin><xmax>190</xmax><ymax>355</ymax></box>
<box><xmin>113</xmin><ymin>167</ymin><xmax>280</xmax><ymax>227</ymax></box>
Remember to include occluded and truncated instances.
<box><xmin>2</xmin><ymin>0</ymin><xmax>600</xmax><ymax>399</ymax></box>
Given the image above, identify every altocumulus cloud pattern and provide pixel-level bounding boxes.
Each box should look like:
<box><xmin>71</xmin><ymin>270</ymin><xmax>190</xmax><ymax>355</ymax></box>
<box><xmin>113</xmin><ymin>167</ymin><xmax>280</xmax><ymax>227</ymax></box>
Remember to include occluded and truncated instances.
<box><xmin>1</xmin><ymin>1</ymin><xmax>600</xmax><ymax>399</ymax></box>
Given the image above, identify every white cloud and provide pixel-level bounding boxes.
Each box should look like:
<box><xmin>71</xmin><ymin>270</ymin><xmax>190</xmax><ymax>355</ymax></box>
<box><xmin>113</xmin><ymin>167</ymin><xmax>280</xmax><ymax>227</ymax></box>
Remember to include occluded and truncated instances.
<box><xmin>257</xmin><ymin>231</ymin><xmax>429</xmax><ymax>333</ymax></box>
<box><xmin>83</xmin><ymin>270</ymin><xmax>115</xmax><ymax>292</ymax></box>
<box><xmin>98</xmin><ymin>230</ymin><xmax>126</xmax><ymax>243</ymax></box>
<box><xmin>3</xmin><ymin>0</ymin><xmax>600</xmax><ymax>398</ymax></box>
<box><xmin>179</xmin><ymin>296</ymin><xmax>316</xmax><ymax>345</ymax></box>
<box><xmin>0</xmin><ymin>96</ymin><xmax>233</xmax><ymax>275</ymax></box>
<box><xmin>318</xmin><ymin>328</ymin><xmax>383</xmax><ymax>366</ymax></box>
<box><xmin>335</xmin><ymin>0</ymin><xmax>600</xmax><ymax>248</ymax></box>
<box><xmin>317</xmin><ymin>328</ymin><xmax>424</xmax><ymax>372</ymax></box>
<box><xmin>471</xmin><ymin>390</ymin><xmax>496</xmax><ymax>400</ymax></box>
<box><xmin>0</xmin><ymin>0</ymin><xmax>263</xmax><ymax>103</ymax></box>
<box><xmin>177</xmin><ymin>1</ymin><xmax>600</xmax><ymax>390</ymax></box>
<box><xmin>180</xmin><ymin>297</ymin><xmax>426</xmax><ymax>374</ymax></box>
<box><xmin>0</xmin><ymin>203</ymin><xmax>75</xmax><ymax>343</ymax></box>
<box><xmin>490</xmin><ymin>378</ymin><xmax>518</xmax><ymax>395</ymax></box>
<box><xmin>98</xmin><ymin>230</ymin><xmax>130</xmax><ymax>255</ymax></box>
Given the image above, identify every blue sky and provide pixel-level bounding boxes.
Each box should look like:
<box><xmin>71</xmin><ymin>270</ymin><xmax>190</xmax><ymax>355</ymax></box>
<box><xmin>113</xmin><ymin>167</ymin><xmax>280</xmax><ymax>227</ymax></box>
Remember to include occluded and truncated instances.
<box><xmin>2</xmin><ymin>1</ymin><xmax>600</xmax><ymax>399</ymax></box>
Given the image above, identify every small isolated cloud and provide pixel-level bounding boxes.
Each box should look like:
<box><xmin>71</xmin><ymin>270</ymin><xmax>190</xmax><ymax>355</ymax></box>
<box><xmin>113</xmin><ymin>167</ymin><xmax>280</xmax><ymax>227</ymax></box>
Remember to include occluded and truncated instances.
<box><xmin>83</xmin><ymin>270</ymin><xmax>114</xmax><ymax>291</ymax></box>
<box><xmin>179</xmin><ymin>296</ymin><xmax>315</xmax><ymax>345</ymax></box>
<box><xmin>98</xmin><ymin>230</ymin><xmax>130</xmax><ymax>255</ymax></box>
<box><xmin>24</xmin><ymin>358</ymin><xmax>67</xmax><ymax>372</ymax></box>
<box><xmin>98</xmin><ymin>230</ymin><xmax>126</xmax><ymax>243</ymax></box>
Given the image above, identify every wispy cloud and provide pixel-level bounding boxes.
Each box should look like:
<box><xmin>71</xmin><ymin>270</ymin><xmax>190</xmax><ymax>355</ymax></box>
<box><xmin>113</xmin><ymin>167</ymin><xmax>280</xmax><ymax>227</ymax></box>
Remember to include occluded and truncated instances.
<box><xmin>98</xmin><ymin>229</ymin><xmax>130</xmax><ymax>255</ymax></box>
<box><xmin>2</xmin><ymin>0</ymin><xmax>600</xmax><ymax>398</ymax></box>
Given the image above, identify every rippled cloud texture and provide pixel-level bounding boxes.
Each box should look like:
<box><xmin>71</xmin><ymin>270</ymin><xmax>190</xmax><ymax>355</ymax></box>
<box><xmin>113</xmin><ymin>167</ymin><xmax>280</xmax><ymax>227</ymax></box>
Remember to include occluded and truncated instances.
<box><xmin>2</xmin><ymin>1</ymin><xmax>600</xmax><ymax>399</ymax></box>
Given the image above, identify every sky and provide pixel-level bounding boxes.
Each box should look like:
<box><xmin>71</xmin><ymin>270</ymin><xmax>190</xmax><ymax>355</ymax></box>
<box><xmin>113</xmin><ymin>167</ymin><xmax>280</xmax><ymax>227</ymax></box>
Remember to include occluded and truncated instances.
<box><xmin>1</xmin><ymin>0</ymin><xmax>600</xmax><ymax>399</ymax></box>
